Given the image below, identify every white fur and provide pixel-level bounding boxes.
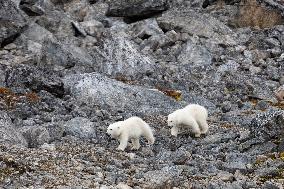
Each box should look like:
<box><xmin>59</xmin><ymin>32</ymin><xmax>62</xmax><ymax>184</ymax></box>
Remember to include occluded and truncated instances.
<box><xmin>167</xmin><ymin>104</ymin><xmax>209</xmax><ymax>137</ymax></box>
<box><xmin>107</xmin><ymin>116</ymin><xmax>155</xmax><ymax>151</ymax></box>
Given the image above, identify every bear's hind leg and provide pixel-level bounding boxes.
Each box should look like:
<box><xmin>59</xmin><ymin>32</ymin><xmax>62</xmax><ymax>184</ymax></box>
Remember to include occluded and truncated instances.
<box><xmin>131</xmin><ymin>138</ymin><xmax>140</xmax><ymax>150</ymax></box>
<box><xmin>171</xmin><ymin>126</ymin><xmax>179</xmax><ymax>137</ymax></box>
<box><xmin>189</xmin><ymin>120</ymin><xmax>201</xmax><ymax>138</ymax></box>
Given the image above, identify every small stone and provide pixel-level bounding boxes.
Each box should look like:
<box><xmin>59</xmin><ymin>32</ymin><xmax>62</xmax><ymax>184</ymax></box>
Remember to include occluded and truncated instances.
<box><xmin>128</xmin><ymin>153</ymin><xmax>135</xmax><ymax>160</ymax></box>
<box><xmin>4</xmin><ymin>43</ymin><xmax>17</xmax><ymax>50</ymax></box>
<box><xmin>217</xmin><ymin>171</ymin><xmax>234</xmax><ymax>181</ymax></box>
<box><xmin>116</xmin><ymin>183</ymin><xmax>132</xmax><ymax>189</ymax></box>
<box><xmin>81</xmin><ymin>20</ymin><xmax>104</xmax><ymax>38</ymax></box>
<box><xmin>255</xmin><ymin>100</ymin><xmax>270</xmax><ymax>111</ymax></box>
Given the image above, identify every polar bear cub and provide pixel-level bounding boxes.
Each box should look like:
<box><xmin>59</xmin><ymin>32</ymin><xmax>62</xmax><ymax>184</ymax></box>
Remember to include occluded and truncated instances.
<box><xmin>107</xmin><ymin>116</ymin><xmax>155</xmax><ymax>151</ymax></box>
<box><xmin>168</xmin><ymin>104</ymin><xmax>209</xmax><ymax>137</ymax></box>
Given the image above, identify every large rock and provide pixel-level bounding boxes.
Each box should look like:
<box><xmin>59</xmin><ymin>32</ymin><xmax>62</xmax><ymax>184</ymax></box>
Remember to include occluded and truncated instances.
<box><xmin>0</xmin><ymin>0</ymin><xmax>28</xmax><ymax>47</ymax></box>
<box><xmin>142</xmin><ymin>166</ymin><xmax>183</xmax><ymax>188</ymax></box>
<box><xmin>20</xmin><ymin>126</ymin><xmax>50</xmax><ymax>148</ymax></box>
<box><xmin>41</xmin><ymin>39</ymin><xmax>94</xmax><ymax>69</ymax></box>
<box><xmin>250</xmin><ymin>110</ymin><xmax>284</xmax><ymax>141</ymax></box>
<box><xmin>0</xmin><ymin>111</ymin><xmax>27</xmax><ymax>146</ymax></box>
<box><xmin>106</xmin><ymin>0</ymin><xmax>168</xmax><ymax>17</ymax></box>
<box><xmin>157</xmin><ymin>8</ymin><xmax>236</xmax><ymax>45</ymax></box>
<box><xmin>63</xmin><ymin>73</ymin><xmax>181</xmax><ymax>115</ymax></box>
<box><xmin>63</xmin><ymin>117</ymin><xmax>96</xmax><ymax>139</ymax></box>
<box><xmin>177</xmin><ymin>39</ymin><xmax>212</xmax><ymax>67</ymax></box>
<box><xmin>93</xmin><ymin>30</ymin><xmax>156</xmax><ymax>80</ymax></box>
<box><xmin>5</xmin><ymin>64</ymin><xmax>64</xmax><ymax>97</ymax></box>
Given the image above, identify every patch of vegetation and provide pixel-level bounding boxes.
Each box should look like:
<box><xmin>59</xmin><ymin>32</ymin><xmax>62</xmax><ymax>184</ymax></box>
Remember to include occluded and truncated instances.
<box><xmin>230</xmin><ymin>0</ymin><xmax>283</xmax><ymax>29</ymax></box>
<box><xmin>0</xmin><ymin>87</ymin><xmax>40</xmax><ymax>109</ymax></box>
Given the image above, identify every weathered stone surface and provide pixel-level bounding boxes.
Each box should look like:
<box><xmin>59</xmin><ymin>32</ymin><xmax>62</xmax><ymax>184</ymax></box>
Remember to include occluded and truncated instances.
<box><xmin>177</xmin><ymin>39</ymin><xmax>212</xmax><ymax>67</ymax></box>
<box><xmin>63</xmin><ymin>73</ymin><xmax>181</xmax><ymax>115</ymax></box>
<box><xmin>63</xmin><ymin>117</ymin><xmax>96</xmax><ymax>139</ymax></box>
<box><xmin>0</xmin><ymin>0</ymin><xmax>27</xmax><ymax>47</ymax></box>
<box><xmin>0</xmin><ymin>0</ymin><xmax>284</xmax><ymax>188</ymax></box>
<box><xmin>92</xmin><ymin>30</ymin><xmax>156</xmax><ymax>79</ymax></box>
<box><xmin>250</xmin><ymin>110</ymin><xmax>284</xmax><ymax>141</ymax></box>
<box><xmin>0</xmin><ymin>111</ymin><xmax>27</xmax><ymax>146</ymax></box>
<box><xmin>20</xmin><ymin>126</ymin><xmax>50</xmax><ymax>147</ymax></box>
<box><xmin>157</xmin><ymin>8</ymin><xmax>236</xmax><ymax>45</ymax></box>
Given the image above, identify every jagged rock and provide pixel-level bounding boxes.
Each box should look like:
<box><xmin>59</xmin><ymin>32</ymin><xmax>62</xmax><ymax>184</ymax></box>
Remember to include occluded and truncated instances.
<box><xmin>142</xmin><ymin>166</ymin><xmax>183</xmax><ymax>188</ymax></box>
<box><xmin>80</xmin><ymin>20</ymin><xmax>104</xmax><ymax>38</ymax></box>
<box><xmin>41</xmin><ymin>39</ymin><xmax>94</xmax><ymax>69</ymax></box>
<box><xmin>92</xmin><ymin>30</ymin><xmax>156</xmax><ymax>79</ymax></box>
<box><xmin>130</xmin><ymin>18</ymin><xmax>164</xmax><ymax>38</ymax></box>
<box><xmin>35</xmin><ymin>9</ymin><xmax>75</xmax><ymax>40</ymax></box>
<box><xmin>0</xmin><ymin>111</ymin><xmax>27</xmax><ymax>146</ymax></box>
<box><xmin>20</xmin><ymin>0</ymin><xmax>45</xmax><ymax>16</ymax></box>
<box><xmin>4</xmin><ymin>64</ymin><xmax>64</xmax><ymax>97</ymax></box>
<box><xmin>177</xmin><ymin>39</ymin><xmax>212</xmax><ymax>67</ymax></box>
<box><xmin>157</xmin><ymin>8</ymin><xmax>236</xmax><ymax>45</ymax></box>
<box><xmin>106</xmin><ymin>0</ymin><xmax>168</xmax><ymax>17</ymax></box>
<box><xmin>63</xmin><ymin>0</ymin><xmax>89</xmax><ymax>21</ymax></box>
<box><xmin>63</xmin><ymin>117</ymin><xmax>96</xmax><ymax>139</ymax></box>
<box><xmin>63</xmin><ymin>73</ymin><xmax>181</xmax><ymax>115</ymax></box>
<box><xmin>250</xmin><ymin>110</ymin><xmax>284</xmax><ymax>141</ymax></box>
<box><xmin>20</xmin><ymin>126</ymin><xmax>50</xmax><ymax>147</ymax></box>
<box><xmin>0</xmin><ymin>0</ymin><xmax>28</xmax><ymax>47</ymax></box>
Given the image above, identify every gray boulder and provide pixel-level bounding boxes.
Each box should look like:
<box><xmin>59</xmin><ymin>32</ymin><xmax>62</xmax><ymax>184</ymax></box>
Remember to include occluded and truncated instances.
<box><xmin>177</xmin><ymin>39</ymin><xmax>212</xmax><ymax>67</ymax></box>
<box><xmin>0</xmin><ymin>111</ymin><xmax>27</xmax><ymax>146</ymax></box>
<box><xmin>0</xmin><ymin>0</ymin><xmax>28</xmax><ymax>47</ymax></box>
<box><xmin>157</xmin><ymin>8</ymin><xmax>236</xmax><ymax>45</ymax></box>
<box><xmin>63</xmin><ymin>73</ymin><xmax>181</xmax><ymax>115</ymax></box>
<box><xmin>106</xmin><ymin>0</ymin><xmax>168</xmax><ymax>17</ymax></box>
<box><xmin>93</xmin><ymin>30</ymin><xmax>156</xmax><ymax>80</ymax></box>
<box><xmin>20</xmin><ymin>126</ymin><xmax>50</xmax><ymax>148</ymax></box>
<box><xmin>80</xmin><ymin>20</ymin><xmax>104</xmax><ymax>38</ymax></box>
<box><xmin>41</xmin><ymin>39</ymin><xmax>94</xmax><ymax>69</ymax></box>
<box><xmin>64</xmin><ymin>117</ymin><xmax>96</xmax><ymax>139</ymax></box>
<box><xmin>250</xmin><ymin>110</ymin><xmax>284</xmax><ymax>141</ymax></box>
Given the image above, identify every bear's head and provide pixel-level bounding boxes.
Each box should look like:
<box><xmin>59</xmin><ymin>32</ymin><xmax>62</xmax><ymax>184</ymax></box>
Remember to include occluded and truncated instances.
<box><xmin>167</xmin><ymin>112</ymin><xmax>176</xmax><ymax>127</ymax></box>
<box><xmin>107</xmin><ymin>122</ymin><xmax>122</xmax><ymax>138</ymax></box>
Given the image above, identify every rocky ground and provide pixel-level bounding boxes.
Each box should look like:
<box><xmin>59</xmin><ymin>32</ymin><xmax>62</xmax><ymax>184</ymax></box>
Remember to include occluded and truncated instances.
<box><xmin>0</xmin><ymin>0</ymin><xmax>284</xmax><ymax>188</ymax></box>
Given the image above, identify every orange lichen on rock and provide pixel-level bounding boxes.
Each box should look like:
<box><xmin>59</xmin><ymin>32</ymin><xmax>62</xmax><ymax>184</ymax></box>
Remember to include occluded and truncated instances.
<box><xmin>156</xmin><ymin>87</ymin><xmax>182</xmax><ymax>101</ymax></box>
<box><xmin>25</xmin><ymin>92</ymin><xmax>40</xmax><ymax>103</ymax></box>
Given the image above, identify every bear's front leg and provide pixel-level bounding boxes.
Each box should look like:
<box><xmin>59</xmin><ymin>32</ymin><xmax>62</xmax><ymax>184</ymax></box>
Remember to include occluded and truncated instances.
<box><xmin>171</xmin><ymin>126</ymin><xmax>179</xmax><ymax>137</ymax></box>
<box><xmin>117</xmin><ymin>134</ymin><xmax>129</xmax><ymax>151</ymax></box>
<box><xmin>131</xmin><ymin>138</ymin><xmax>140</xmax><ymax>150</ymax></box>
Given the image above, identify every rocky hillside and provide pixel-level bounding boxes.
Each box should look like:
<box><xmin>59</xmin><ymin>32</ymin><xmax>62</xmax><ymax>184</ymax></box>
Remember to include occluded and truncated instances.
<box><xmin>0</xmin><ymin>0</ymin><xmax>284</xmax><ymax>188</ymax></box>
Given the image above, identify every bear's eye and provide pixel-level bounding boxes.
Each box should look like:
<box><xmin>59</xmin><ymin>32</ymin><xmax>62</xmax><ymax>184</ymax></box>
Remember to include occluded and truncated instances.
<box><xmin>110</xmin><ymin>129</ymin><xmax>112</xmax><ymax>130</ymax></box>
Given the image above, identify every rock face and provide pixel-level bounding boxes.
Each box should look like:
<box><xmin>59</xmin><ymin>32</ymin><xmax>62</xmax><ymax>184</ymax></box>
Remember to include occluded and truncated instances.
<box><xmin>0</xmin><ymin>111</ymin><xmax>27</xmax><ymax>146</ymax></box>
<box><xmin>92</xmin><ymin>30</ymin><xmax>156</xmax><ymax>79</ymax></box>
<box><xmin>0</xmin><ymin>0</ymin><xmax>27</xmax><ymax>47</ymax></box>
<box><xmin>63</xmin><ymin>73</ymin><xmax>180</xmax><ymax>115</ymax></box>
<box><xmin>157</xmin><ymin>8</ymin><xmax>236</xmax><ymax>45</ymax></box>
<box><xmin>64</xmin><ymin>117</ymin><xmax>96</xmax><ymax>139</ymax></box>
<box><xmin>0</xmin><ymin>0</ymin><xmax>284</xmax><ymax>188</ymax></box>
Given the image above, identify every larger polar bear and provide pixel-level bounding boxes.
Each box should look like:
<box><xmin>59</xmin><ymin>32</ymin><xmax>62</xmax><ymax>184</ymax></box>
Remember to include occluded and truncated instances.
<box><xmin>168</xmin><ymin>104</ymin><xmax>209</xmax><ymax>137</ymax></box>
<box><xmin>107</xmin><ymin>116</ymin><xmax>155</xmax><ymax>151</ymax></box>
